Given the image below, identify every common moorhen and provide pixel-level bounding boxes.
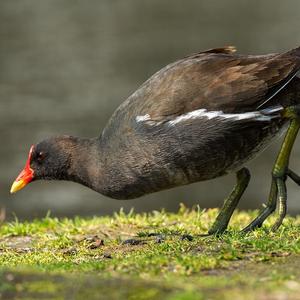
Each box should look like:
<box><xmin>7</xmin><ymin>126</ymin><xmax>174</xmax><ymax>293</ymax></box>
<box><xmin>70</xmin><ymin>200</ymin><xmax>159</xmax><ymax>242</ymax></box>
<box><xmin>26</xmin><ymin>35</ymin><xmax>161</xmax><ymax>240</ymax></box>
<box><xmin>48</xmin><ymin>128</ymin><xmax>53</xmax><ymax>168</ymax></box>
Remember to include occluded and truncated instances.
<box><xmin>11</xmin><ymin>46</ymin><xmax>300</xmax><ymax>234</ymax></box>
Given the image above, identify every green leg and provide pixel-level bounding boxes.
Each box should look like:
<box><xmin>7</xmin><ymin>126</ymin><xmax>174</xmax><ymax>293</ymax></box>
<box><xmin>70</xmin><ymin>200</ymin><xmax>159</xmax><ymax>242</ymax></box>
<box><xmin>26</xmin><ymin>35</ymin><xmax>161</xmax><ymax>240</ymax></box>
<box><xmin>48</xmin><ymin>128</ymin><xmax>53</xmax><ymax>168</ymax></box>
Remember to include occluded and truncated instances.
<box><xmin>208</xmin><ymin>168</ymin><xmax>250</xmax><ymax>235</ymax></box>
<box><xmin>271</xmin><ymin>177</ymin><xmax>287</xmax><ymax>231</ymax></box>
<box><xmin>241</xmin><ymin>177</ymin><xmax>277</xmax><ymax>232</ymax></box>
<box><xmin>242</xmin><ymin>116</ymin><xmax>300</xmax><ymax>233</ymax></box>
<box><xmin>287</xmin><ymin>168</ymin><xmax>300</xmax><ymax>185</ymax></box>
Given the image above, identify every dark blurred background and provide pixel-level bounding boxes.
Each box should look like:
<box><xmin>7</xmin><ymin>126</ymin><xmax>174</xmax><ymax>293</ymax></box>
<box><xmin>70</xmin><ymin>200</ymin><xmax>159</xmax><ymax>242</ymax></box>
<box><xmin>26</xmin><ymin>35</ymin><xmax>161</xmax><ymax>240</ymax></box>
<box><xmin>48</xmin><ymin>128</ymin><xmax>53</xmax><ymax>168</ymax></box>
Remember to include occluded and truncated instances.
<box><xmin>1</xmin><ymin>0</ymin><xmax>300</xmax><ymax>220</ymax></box>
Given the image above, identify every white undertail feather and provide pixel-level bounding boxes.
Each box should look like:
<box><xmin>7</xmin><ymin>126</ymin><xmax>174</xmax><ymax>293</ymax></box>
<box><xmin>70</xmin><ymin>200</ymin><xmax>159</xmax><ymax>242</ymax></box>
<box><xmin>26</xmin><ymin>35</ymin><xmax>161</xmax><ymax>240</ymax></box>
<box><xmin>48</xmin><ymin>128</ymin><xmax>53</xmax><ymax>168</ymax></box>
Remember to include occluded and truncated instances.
<box><xmin>259</xmin><ymin>105</ymin><xmax>283</xmax><ymax>115</ymax></box>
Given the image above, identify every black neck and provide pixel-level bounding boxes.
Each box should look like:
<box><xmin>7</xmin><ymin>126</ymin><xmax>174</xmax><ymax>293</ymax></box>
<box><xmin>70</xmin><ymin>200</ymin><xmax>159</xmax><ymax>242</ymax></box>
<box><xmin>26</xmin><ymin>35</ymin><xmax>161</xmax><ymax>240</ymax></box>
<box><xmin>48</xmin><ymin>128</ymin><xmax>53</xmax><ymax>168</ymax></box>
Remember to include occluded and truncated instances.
<box><xmin>67</xmin><ymin>137</ymin><xmax>105</xmax><ymax>193</ymax></box>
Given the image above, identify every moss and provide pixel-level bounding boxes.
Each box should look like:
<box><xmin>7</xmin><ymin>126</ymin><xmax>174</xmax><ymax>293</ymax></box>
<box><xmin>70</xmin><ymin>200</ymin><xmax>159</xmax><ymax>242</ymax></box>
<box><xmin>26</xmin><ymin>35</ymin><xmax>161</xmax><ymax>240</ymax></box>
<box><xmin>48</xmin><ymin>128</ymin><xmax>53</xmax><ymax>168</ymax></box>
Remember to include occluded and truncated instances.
<box><xmin>0</xmin><ymin>205</ymin><xmax>299</xmax><ymax>299</ymax></box>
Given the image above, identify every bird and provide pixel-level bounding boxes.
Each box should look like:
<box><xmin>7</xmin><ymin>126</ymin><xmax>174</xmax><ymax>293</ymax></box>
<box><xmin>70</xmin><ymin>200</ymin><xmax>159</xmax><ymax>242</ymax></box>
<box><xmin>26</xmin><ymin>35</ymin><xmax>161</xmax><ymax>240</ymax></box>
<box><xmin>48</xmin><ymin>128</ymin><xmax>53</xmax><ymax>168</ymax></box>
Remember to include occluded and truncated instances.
<box><xmin>10</xmin><ymin>45</ymin><xmax>300</xmax><ymax>234</ymax></box>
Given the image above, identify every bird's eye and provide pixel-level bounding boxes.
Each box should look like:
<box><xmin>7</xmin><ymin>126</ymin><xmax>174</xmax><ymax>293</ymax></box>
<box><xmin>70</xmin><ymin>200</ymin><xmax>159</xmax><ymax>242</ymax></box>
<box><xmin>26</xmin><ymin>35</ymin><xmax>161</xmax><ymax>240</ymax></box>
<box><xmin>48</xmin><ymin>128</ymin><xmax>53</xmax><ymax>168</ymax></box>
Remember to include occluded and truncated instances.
<box><xmin>36</xmin><ymin>151</ymin><xmax>46</xmax><ymax>162</ymax></box>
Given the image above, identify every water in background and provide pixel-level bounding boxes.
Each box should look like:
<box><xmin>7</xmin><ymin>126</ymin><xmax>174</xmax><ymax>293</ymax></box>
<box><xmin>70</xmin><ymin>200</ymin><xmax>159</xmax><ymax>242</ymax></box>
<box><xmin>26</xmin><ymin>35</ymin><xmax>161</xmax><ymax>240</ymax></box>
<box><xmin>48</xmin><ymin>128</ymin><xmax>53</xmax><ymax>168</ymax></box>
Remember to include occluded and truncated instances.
<box><xmin>1</xmin><ymin>0</ymin><xmax>300</xmax><ymax>219</ymax></box>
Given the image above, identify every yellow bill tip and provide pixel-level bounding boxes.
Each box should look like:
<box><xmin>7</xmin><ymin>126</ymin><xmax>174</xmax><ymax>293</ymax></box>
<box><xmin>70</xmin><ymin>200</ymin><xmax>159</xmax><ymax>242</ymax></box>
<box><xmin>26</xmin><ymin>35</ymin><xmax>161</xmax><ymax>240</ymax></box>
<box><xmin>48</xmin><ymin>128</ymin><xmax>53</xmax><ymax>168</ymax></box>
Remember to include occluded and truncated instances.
<box><xmin>10</xmin><ymin>180</ymin><xmax>27</xmax><ymax>194</ymax></box>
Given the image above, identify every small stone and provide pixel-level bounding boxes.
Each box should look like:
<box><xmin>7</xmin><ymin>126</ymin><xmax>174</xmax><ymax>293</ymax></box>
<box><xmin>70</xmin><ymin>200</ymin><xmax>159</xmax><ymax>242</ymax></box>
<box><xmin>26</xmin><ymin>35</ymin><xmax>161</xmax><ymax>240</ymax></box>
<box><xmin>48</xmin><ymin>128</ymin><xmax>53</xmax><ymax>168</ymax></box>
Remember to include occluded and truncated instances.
<box><xmin>180</xmin><ymin>234</ymin><xmax>193</xmax><ymax>241</ymax></box>
<box><xmin>270</xmin><ymin>251</ymin><xmax>291</xmax><ymax>257</ymax></box>
<box><xmin>5</xmin><ymin>273</ymin><xmax>14</xmax><ymax>281</ymax></box>
<box><xmin>155</xmin><ymin>235</ymin><xmax>165</xmax><ymax>244</ymax></box>
<box><xmin>89</xmin><ymin>239</ymin><xmax>105</xmax><ymax>249</ymax></box>
<box><xmin>122</xmin><ymin>239</ymin><xmax>143</xmax><ymax>245</ymax></box>
<box><xmin>146</xmin><ymin>232</ymin><xmax>160</xmax><ymax>237</ymax></box>
<box><xmin>15</xmin><ymin>247</ymin><xmax>32</xmax><ymax>253</ymax></box>
<box><xmin>62</xmin><ymin>247</ymin><xmax>77</xmax><ymax>255</ymax></box>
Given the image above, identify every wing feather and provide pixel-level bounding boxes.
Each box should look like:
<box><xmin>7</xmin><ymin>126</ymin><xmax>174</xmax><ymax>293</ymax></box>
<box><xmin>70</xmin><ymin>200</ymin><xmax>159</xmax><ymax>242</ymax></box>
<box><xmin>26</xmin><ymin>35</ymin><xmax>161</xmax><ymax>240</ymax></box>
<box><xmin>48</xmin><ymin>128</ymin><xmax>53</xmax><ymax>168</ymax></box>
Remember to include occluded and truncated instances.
<box><xmin>135</xmin><ymin>47</ymin><xmax>300</xmax><ymax>122</ymax></box>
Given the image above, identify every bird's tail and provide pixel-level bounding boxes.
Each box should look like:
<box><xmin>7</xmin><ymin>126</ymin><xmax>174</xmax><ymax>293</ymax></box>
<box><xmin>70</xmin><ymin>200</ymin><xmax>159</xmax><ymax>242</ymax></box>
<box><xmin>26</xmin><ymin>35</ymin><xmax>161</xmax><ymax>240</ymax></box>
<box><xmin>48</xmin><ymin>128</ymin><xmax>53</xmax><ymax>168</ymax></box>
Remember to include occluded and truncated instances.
<box><xmin>287</xmin><ymin>46</ymin><xmax>300</xmax><ymax>58</ymax></box>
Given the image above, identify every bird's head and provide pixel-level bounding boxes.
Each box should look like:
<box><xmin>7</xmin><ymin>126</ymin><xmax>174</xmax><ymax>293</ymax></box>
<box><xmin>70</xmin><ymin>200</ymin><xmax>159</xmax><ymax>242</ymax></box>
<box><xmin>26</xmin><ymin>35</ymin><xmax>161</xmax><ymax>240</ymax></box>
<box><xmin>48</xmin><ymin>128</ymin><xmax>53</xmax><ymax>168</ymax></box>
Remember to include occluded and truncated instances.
<box><xmin>10</xmin><ymin>137</ymin><xmax>73</xmax><ymax>194</ymax></box>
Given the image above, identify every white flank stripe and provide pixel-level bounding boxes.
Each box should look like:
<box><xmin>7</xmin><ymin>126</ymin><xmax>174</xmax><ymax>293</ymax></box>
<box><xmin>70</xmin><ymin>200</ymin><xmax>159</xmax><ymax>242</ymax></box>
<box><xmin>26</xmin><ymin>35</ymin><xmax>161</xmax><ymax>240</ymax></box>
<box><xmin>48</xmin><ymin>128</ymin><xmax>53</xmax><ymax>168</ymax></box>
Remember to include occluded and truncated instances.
<box><xmin>135</xmin><ymin>114</ymin><xmax>151</xmax><ymax>122</ymax></box>
<box><xmin>135</xmin><ymin>107</ymin><xmax>281</xmax><ymax>127</ymax></box>
<box><xmin>168</xmin><ymin>109</ymin><xmax>271</xmax><ymax>125</ymax></box>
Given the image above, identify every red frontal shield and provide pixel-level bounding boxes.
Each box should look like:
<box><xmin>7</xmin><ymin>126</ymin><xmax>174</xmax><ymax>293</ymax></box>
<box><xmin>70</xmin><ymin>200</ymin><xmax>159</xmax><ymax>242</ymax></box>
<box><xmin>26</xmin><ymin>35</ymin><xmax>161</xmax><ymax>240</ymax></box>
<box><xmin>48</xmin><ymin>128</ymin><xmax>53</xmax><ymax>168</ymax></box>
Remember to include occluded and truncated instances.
<box><xmin>10</xmin><ymin>145</ymin><xmax>35</xmax><ymax>194</ymax></box>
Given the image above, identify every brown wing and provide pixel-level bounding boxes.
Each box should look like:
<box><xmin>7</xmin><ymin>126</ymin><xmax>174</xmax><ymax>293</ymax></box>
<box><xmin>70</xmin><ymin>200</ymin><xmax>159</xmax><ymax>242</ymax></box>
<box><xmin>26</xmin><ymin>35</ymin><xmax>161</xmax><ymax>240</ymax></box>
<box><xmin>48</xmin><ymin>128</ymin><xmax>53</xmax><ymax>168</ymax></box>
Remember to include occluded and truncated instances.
<box><xmin>137</xmin><ymin>47</ymin><xmax>300</xmax><ymax>121</ymax></box>
<box><xmin>184</xmin><ymin>45</ymin><xmax>237</xmax><ymax>57</ymax></box>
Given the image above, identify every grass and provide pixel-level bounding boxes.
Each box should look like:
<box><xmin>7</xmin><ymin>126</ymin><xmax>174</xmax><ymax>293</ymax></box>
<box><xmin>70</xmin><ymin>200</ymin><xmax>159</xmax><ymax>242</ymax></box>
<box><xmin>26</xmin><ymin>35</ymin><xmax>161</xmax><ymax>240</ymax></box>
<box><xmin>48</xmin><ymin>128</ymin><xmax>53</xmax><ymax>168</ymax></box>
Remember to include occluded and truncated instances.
<box><xmin>0</xmin><ymin>205</ymin><xmax>299</xmax><ymax>299</ymax></box>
